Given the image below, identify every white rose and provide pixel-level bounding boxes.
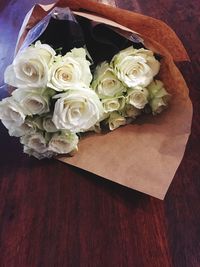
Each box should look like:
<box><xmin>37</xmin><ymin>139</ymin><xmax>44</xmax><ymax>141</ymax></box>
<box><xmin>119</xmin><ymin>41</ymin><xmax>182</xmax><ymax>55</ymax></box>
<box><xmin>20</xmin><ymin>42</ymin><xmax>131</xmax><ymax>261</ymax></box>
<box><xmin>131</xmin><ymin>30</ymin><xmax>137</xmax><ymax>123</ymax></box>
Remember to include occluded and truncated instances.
<box><xmin>147</xmin><ymin>80</ymin><xmax>170</xmax><ymax>114</ymax></box>
<box><xmin>12</xmin><ymin>88</ymin><xmax>51</xmax><ymax>115</ymax></box>
<box><xmin>126</xmin><ymin>87</ymin><xmax>149</xmax><ymax>109</ymax></box>
<box><xmin>42</xmin><ymin>115</ymin><xmax>57</xmax><ymax>133</ymax></box>
<box><xmin>23</xmin><ymin>146</ymin><xmax>54</xmax><ymax>160</ymax></box>
<box><xmin>108</xmin><ymin>112</ymin><xmax>126</xmax><ymax>130</ymax></box>
<box><xmin>4</xmin><ymin>41</ymin><xmax>56</xmax><ymax>88</ymax></box>
<box><xmin>52</xmin><ymin>88</ymin><xmax>104</xmax><ymax>133</ymax></box>
<box><xmin>102</xmin><ymin>96</ymin><xmax>125</xmax><ymax>113</ymax></box>
<box><xmin>111</xmin><ymin>47</ymin><xmax>160</xmax><ymax>87</ymax></box>
<box><xmin>20</xmin><ymin>132</ymin><xmax>47</xmax><ymax>153</ymax></box>
<box><xmin>48</xmin><ymin>132</ymin><xmax>79</xmax><ymax>154</ymax></box>
<box><xmin>92</xmin><ymin>62</ymin><xmax>125</xmax><ymax>98</ymax></box>
<box><xmin>34</xmin><ymin>41</ymin><xmax>56</xmax><ymax>65</ymax></box>
<box><xmin>0</xmin><ymin>97</ymin><xmax>25</xmax><ymax>130</ymax></box>
<box><xmin>135</xmin><ymin>48</ymin><xmax>160</xmax><ymax>76</ymax></box>
<box><xmin>48</xmin><ymin>48</ymin><xmax>92</xmax><ymax>91</ymax></box>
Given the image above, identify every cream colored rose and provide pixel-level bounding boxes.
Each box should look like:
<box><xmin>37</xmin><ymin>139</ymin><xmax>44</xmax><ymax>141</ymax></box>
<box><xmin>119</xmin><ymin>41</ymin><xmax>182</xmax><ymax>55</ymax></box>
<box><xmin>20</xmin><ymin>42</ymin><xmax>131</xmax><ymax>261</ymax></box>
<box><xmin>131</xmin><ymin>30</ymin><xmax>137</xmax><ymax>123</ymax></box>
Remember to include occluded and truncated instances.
<box><xmin>0</xmin><ymin>97</ymin><xmax>25</xmax><ymax>130</ymax></box>
<box><xmin>52</xmin><ymin>88</ymin><xmax>104</xmax><ymax>133</ymax></box>
<box><xmin>12</xmin><ymin>88</ymin><xmax>50</xmax><ymax>115</ymax></box>
<box><xmin>126</xmin><ymin>87</ymin><xmax>149</xmax><ymax>109</ymax></box>
<box><xmin>92</xmin><ymin>62</ymin><xmax>125</xmax><ymax>98</ymax></box>
<box><xmin>147</xmin><ymin>80</ymin><xmax>170</xmax><ymax>114</ymax></box>
<box><xmin>111</xmin><ymin>47</ymin><xmax>160</xmax><ymax>87</ymax></box>
<box><xmin>108</xmin><ymin>112</ymin><xmax>126</xmax><ymax>130</ymax></box>
<box><xmin>48</xmin><ymin>48</ymin><xmax>92</xmax><ymax>91</ymax></box>
<box><xmin>20</xmin><ymin>132</ymin><xmax>47</xmax><ymax>154</ymax></box>
<box><xmin>4</xmin><ymin>41</ymin><xmax>56</xmax><ymax>88</ymax></box>
<box><xmin>48</xmin><ymin>132</ymin><xmax>79</xmax><ymax>154</ymax></box>
<box><xmin>102</xmin><ymin>96</ymin><xmax>125</xmax><ymax>113</ymax></box>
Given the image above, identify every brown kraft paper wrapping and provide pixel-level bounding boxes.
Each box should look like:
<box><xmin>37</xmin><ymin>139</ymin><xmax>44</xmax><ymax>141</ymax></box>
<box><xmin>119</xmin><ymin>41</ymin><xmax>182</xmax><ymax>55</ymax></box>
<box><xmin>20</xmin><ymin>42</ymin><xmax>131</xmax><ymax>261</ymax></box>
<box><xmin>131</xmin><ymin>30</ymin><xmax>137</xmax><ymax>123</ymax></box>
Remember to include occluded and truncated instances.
<box><xmin>16</xmin><ymin>0</ymin><xmax>192</xmax><ymax>199</ymax></box>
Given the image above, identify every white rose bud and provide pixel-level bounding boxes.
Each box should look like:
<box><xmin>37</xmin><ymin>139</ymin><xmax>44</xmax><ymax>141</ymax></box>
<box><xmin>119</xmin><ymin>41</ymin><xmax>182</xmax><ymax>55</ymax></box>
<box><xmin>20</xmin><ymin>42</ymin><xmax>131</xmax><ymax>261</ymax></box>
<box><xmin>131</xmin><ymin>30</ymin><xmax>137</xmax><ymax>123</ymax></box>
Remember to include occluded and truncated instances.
<box><xmin>43</xmin><ymin>115</ymin><xmax>57</xmax><ymax>133</ymax></box>
<box><xmin>111</xmin><ymin>47</ymin><xmax>160</xmax><ymax>87</ymax></box>
<box><xmin>4</xmin><ymin>41</ymin><xmax>56</xmax><ymax>88</ymax></box>
<box><xmin>150</xmin><ymin>98</ymin><xmax>168</xmax><ymax>115</ymax></box>
<box><xmin>9</xmin><ymin>121</ymin><xmax>34</xmax><ymax>137</ymax></box>
<box><xmin>12</xmin><ymin>88</ymin><xmax>51</xmax><ymax>115</ymax></box>
<box><xmin>48</xmin><ymin>132</ymin><xmax>79</xmax><ymax>154</ymax></box>
<box><xmin>8</xmin><ymin>117</ymin><xmax>43</xmax><ymax>137</ymax></box>
<box><xmin>108</xmin><ymin>112</ymin><xmax>126</xmax><ymax>130</ymax></box>
<box><xmin>123</xmin><ymin>104</ymin><xmax>141</xmax><ymax>118</ymax></box>
<box><xmin>23</xmin><ymin>146</ymin><xmax>55</xmax><ymax>160</ymax></box>
<box><xmin>48</xmin><ymin>48</ymin><xmax>92</xmax><ymax>91</ymax></box>
<box><xmin>52</xmin><ymin>87</ymin><xmax>104</xmax><ymax>133</ymax></box>
<box><xmin>126</xmin><ymin>87</ymin><xmax>149</xmax><ymax>109</ymax></box>
<box><xmin>9</xmin><ymin>123</ymin><xmax>33</xmax><ymax>137</ymax></box>
<box><xmin>87</xmin><ymin>122</ymin><xmax>101</xmax><ymax>133</ymax></box>
<box><xmin>147</xmin><ymin>80</ymin><xmax>170</xmax><ymax>114</ymax></box>
<box><xmin>92</xmin><ymin>62</ymin><xmax>125</xmax><ymax>98</ymax></box>
<box><xmin>102</xmin><ymin>96</ymin><xmax>125</xmax><ymax>113</ymax></box>
<box><xmin>20</xmin><ymin>132</ymin><xmax>47</xmax><ymax>154</ymax></box>
<box><xmin>0</xmin><ymin>97</ymin><xmax>25</xmax><ymax>130</ymax></box>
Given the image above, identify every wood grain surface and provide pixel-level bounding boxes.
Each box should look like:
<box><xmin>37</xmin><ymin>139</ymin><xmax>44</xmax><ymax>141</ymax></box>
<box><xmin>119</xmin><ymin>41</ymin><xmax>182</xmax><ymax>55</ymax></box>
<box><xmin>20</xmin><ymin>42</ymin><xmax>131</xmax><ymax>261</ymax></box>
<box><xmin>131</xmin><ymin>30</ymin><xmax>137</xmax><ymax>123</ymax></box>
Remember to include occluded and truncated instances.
<box><xmin>0</xmin><ymin>0</ymin><xmax>200</xmax><ymax>266</ymax></box>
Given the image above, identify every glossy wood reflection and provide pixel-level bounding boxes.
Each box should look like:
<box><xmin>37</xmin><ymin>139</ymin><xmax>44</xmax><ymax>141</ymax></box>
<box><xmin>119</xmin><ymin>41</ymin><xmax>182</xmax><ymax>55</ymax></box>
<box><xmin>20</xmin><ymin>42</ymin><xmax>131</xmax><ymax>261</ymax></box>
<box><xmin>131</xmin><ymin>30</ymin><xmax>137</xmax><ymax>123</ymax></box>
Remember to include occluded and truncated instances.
<box><xmin>0</xmin><ymin>0</ymin><xmax>200</xmax><ymax>267</ymax></box>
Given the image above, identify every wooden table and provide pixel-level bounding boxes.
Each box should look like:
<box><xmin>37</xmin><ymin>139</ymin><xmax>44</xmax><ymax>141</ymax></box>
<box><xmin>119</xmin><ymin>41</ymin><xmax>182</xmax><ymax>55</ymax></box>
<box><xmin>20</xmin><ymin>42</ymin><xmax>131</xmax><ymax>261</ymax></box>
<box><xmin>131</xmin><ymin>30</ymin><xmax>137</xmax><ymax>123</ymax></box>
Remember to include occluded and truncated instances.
<box><xmin>0</xmin><ymin>1</ymin><xmax>199</xmax><ymax>266</ymax></box>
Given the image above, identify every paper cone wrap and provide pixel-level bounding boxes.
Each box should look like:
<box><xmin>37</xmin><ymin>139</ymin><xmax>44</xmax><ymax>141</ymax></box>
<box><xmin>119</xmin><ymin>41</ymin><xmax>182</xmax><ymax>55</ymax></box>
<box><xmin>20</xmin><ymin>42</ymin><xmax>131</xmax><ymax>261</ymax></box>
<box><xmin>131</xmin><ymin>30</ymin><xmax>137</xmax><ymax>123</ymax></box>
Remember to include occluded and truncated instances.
<box><xmin>14</xmin><ymin>0</ymin><xmax>192</xmax><ymax>199</ymax></box>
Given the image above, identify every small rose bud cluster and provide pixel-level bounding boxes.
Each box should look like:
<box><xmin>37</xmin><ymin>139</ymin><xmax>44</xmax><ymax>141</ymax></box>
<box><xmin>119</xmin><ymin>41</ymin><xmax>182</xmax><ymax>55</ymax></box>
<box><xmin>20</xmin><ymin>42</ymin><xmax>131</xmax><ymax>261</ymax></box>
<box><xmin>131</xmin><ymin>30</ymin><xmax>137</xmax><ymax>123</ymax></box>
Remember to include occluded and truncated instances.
<box><xmin>92</xmin><ymin>46</ymin><xmax>170</xmax><ymax>130</ymax></box>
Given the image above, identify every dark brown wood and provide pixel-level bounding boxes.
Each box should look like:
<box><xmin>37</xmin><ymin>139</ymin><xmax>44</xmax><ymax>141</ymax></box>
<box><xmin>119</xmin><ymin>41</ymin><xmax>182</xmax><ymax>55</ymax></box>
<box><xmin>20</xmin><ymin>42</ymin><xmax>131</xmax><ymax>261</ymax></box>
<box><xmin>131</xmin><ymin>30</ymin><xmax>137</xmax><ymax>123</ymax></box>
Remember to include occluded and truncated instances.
<box><xmin>0</xmin><ymin>0</ymin><xmax>200</xmax><ymax>266</ymax></box>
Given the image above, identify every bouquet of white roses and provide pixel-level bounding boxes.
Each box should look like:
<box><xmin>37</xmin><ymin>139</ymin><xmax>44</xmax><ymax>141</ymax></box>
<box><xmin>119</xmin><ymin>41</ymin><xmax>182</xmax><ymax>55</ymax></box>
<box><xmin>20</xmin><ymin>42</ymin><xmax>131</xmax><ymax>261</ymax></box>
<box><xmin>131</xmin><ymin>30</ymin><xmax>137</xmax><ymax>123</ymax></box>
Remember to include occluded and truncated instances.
<box><xmin>0</xmin><ymin>38</ymin><xmax>169</xmax><ymax>159</ymax></box>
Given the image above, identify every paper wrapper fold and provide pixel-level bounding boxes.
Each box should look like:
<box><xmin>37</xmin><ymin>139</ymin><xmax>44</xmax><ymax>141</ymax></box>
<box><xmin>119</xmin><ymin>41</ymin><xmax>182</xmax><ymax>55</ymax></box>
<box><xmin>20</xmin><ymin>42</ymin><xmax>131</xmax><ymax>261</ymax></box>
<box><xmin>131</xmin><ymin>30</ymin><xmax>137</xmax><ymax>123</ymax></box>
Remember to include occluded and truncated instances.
<box><xmin>15</xmin><ymin>0</ymin><xmax>192</xmax><ymax>199</ymax></box>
